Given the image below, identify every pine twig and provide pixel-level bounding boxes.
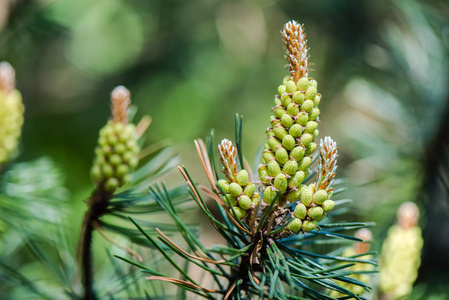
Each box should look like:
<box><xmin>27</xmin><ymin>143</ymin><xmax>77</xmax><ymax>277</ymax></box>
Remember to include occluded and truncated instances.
<box><xmin>79</xmin><ymin>192</ymin><xmax>112</xmax><ymax>300</ymax></box>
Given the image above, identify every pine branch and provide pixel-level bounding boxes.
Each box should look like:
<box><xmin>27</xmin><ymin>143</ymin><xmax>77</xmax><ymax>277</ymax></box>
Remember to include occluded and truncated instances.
<box><xmin>76</xmin><ymin>85</ymin><xmax>190</xmax><ymax>299</ymax></box>
<box><xmin>78</xmin><ymin>86</ymin><xmax>142</xmax><ymax>298</ymax></box>
<box><xmin>118</xmin><ymin>20</ymin><xmax>376</xmax><ymax>299</ymax></box>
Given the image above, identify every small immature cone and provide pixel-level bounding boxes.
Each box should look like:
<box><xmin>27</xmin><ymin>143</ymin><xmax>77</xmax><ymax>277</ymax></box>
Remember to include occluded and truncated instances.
<box><xmin>90</xmin><ymin>86</ymin><xmax>140</xmax><ymax>193</ymax></box>
<box><xmin>379</xmin><ymin>202</ymin><xmax>423</xmax><ymax>299</ymax></box>
<box><xmin>0</xmin><ymin>62</ymin><xmax>24</xmax><ymax>164</ymax></box>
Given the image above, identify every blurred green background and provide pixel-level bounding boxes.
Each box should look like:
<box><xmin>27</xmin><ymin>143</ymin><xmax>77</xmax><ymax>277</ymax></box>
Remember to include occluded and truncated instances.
<box><xmin>1</xmin><ymin>0</ymin><xmax>449</xmax><ymax>297</ymax></box>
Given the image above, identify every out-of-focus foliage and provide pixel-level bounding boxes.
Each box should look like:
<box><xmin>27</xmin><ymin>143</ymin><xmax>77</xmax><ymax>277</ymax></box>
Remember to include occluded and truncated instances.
<box><xmin>0</xmin><ymin>157</ymin><xmax>67</xmax><ymax>235</ymax></box>
<box><xmin>0</xmin><ymin>93</ymin><xmax>191</xmax><ymax>298</ymax></box>
<box><xmin>0</xmin><ymin>0</ymin><xmax>448</xmax><ymax>298</ymax></box>
<box><xmin>329</xmin><ymin>0</ymin><xmax>448</xmax><ymax>222</ymax></box>
<box><xmin>46</xmin><ymin>0</ymin><xmax>146</xmax><ymax>76</ymax></box>
<box><xmin>319</xmin><ymin>1</ymin><xmax>449</xmax><ymax>292</ymax></box>
<box><xmin>0</xmin><ymin>157</ymin><xmax>68</xmax><ymax>297</ymax></box>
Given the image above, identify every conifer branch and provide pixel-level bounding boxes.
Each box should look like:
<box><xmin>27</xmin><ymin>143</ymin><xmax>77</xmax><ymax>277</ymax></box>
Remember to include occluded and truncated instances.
<box><xmin>79</xmin><ymin>85</ymin><xmax>136</xmax><ymax>299</ymax></box>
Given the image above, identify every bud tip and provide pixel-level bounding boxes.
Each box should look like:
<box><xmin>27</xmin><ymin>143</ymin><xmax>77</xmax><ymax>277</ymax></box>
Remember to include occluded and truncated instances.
<box><xmin>111</xmin><ymin>85</ymin><xmax>131</xmax><ymax>124</ymax></box>
<box><xmin>0</xmin><ymin>61</ymin><xmax>16</xmax><ymax>94</ymax></box>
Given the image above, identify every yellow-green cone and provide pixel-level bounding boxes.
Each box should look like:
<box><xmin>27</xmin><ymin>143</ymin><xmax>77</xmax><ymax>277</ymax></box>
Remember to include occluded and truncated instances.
<box><xmin>91</xmin><ymin>86</ymin><xmax>139</xmax><ymax>193</ymax></box>
<box><xmin>379</xmin><ymin>202</ymin><xmax>423</xmax><ymax>299</ymax></box>
<box><xmin>0</xmin><ymin>62</ymin><xmax>24</xmax><ymax>165</ymax></box>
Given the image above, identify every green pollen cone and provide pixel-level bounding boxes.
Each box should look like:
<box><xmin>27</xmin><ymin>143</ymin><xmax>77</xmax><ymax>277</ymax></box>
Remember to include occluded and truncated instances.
<box><xmin>217</xmin><ymin>179</ymin><xmax>230</xmax><ymax>194</ymax></box>
<box><xmin>251</xmin><ymin>194</ymin><xmax>261</xmax><ymax>206</ymax></box>
<box><xmin>231</xmin><ymin>206</ymin><xmax>246</xmax><ymax>219</ymax></box>
<box><xmin>302</xmin><ymin>220</ymin><xmax>318</xmax><ymax>232</ymax></box>
<box><xmin>285</xmin><ymin>190</ymin><xmax>301</xmax><ymax>202</ymax></box>
<box><xmin>288</xmin><ymin>171</ymin><xmax>306</xmax><ymax>189</ymax></box>
<box><xmin>313</xmin><ymin>190</ymin><xmax>328</xmax><ymax>205</ymax></box>
<box><xmin>223</xmin><ymin>194</ymin><xmax>237</xmax><ymax>207</ymax></box>
<box><xmin>238</xmin><ymin>195</ymin><xmax>252</xmax><ymax>210</ymax></box>
<box><xmin>244</xmin><ymin>183</ymin><xmax>256</xmax><ymax>197</ymax></box>
<box><xmin>308</xmin><ymin>206</ymin><xmax>324</xmax><ymax>220</ymax></box>
<box><xmin>297</xmin><ymin>77</ymin><xmax>309</xmax><ymax>90</ymax></box>
<box><xmin>281</xmin><ymin>114</ymin><xmax>294</xmax><ymax>128</ymax></box>
<box><xmin>236</xmin><ymin>170</ymin><xmax>249</xmax><ymax>186</ymax></box>
<box><xmin>229</xmin><ymin>182</ymin><xmax>243</xmax><ymax>197</ymax></box>
<box><xmin>267</xmin><ymin>160</ymin><xmax>281</xmax><ymax>177</ymax></box>
<box><xmin>263</xmin><ymin>186</ymin><xmax>277</xmax><ymax>204</ymax></box>
<box><xmin>275</xmin><ymin>148</ymin><xmax>289</xmax><ymax>165</ymax></box>
<box><xmin>322</xmin><ymin>200</ymin><xmax>335</xmax><ymax>212</ymax></box>
<box><xmin>294</xmin><ymin>203</ymin><xmax>307</xmax><ymax>219</ymax></box>
<box><xmin>289</xmin><ymin>124</ymin><xmax>303</xmax><ymax>137</ymax></box>
<box><xmin>273</xmin><ymin>173</ymin><xmax>288</xmax><ymax>193</ymax></box>
<box><xmin>292</xmin><ymin>91</ymin><xmax>305</xmax><ymax>104</ymax></box>
<box><xmin>288</xmin><ymin>218</ymin><xmax>302</xmax><ymax>233</ymax></box>
<box><xmin>282</xmin><ymin>160</ymin><xmax>298</xmax><ymax>176</ymax></box>
<box><xmin>300</xmin><ymin>187</ymin><xmax>313</xmax><ymax>206</ymax></box>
